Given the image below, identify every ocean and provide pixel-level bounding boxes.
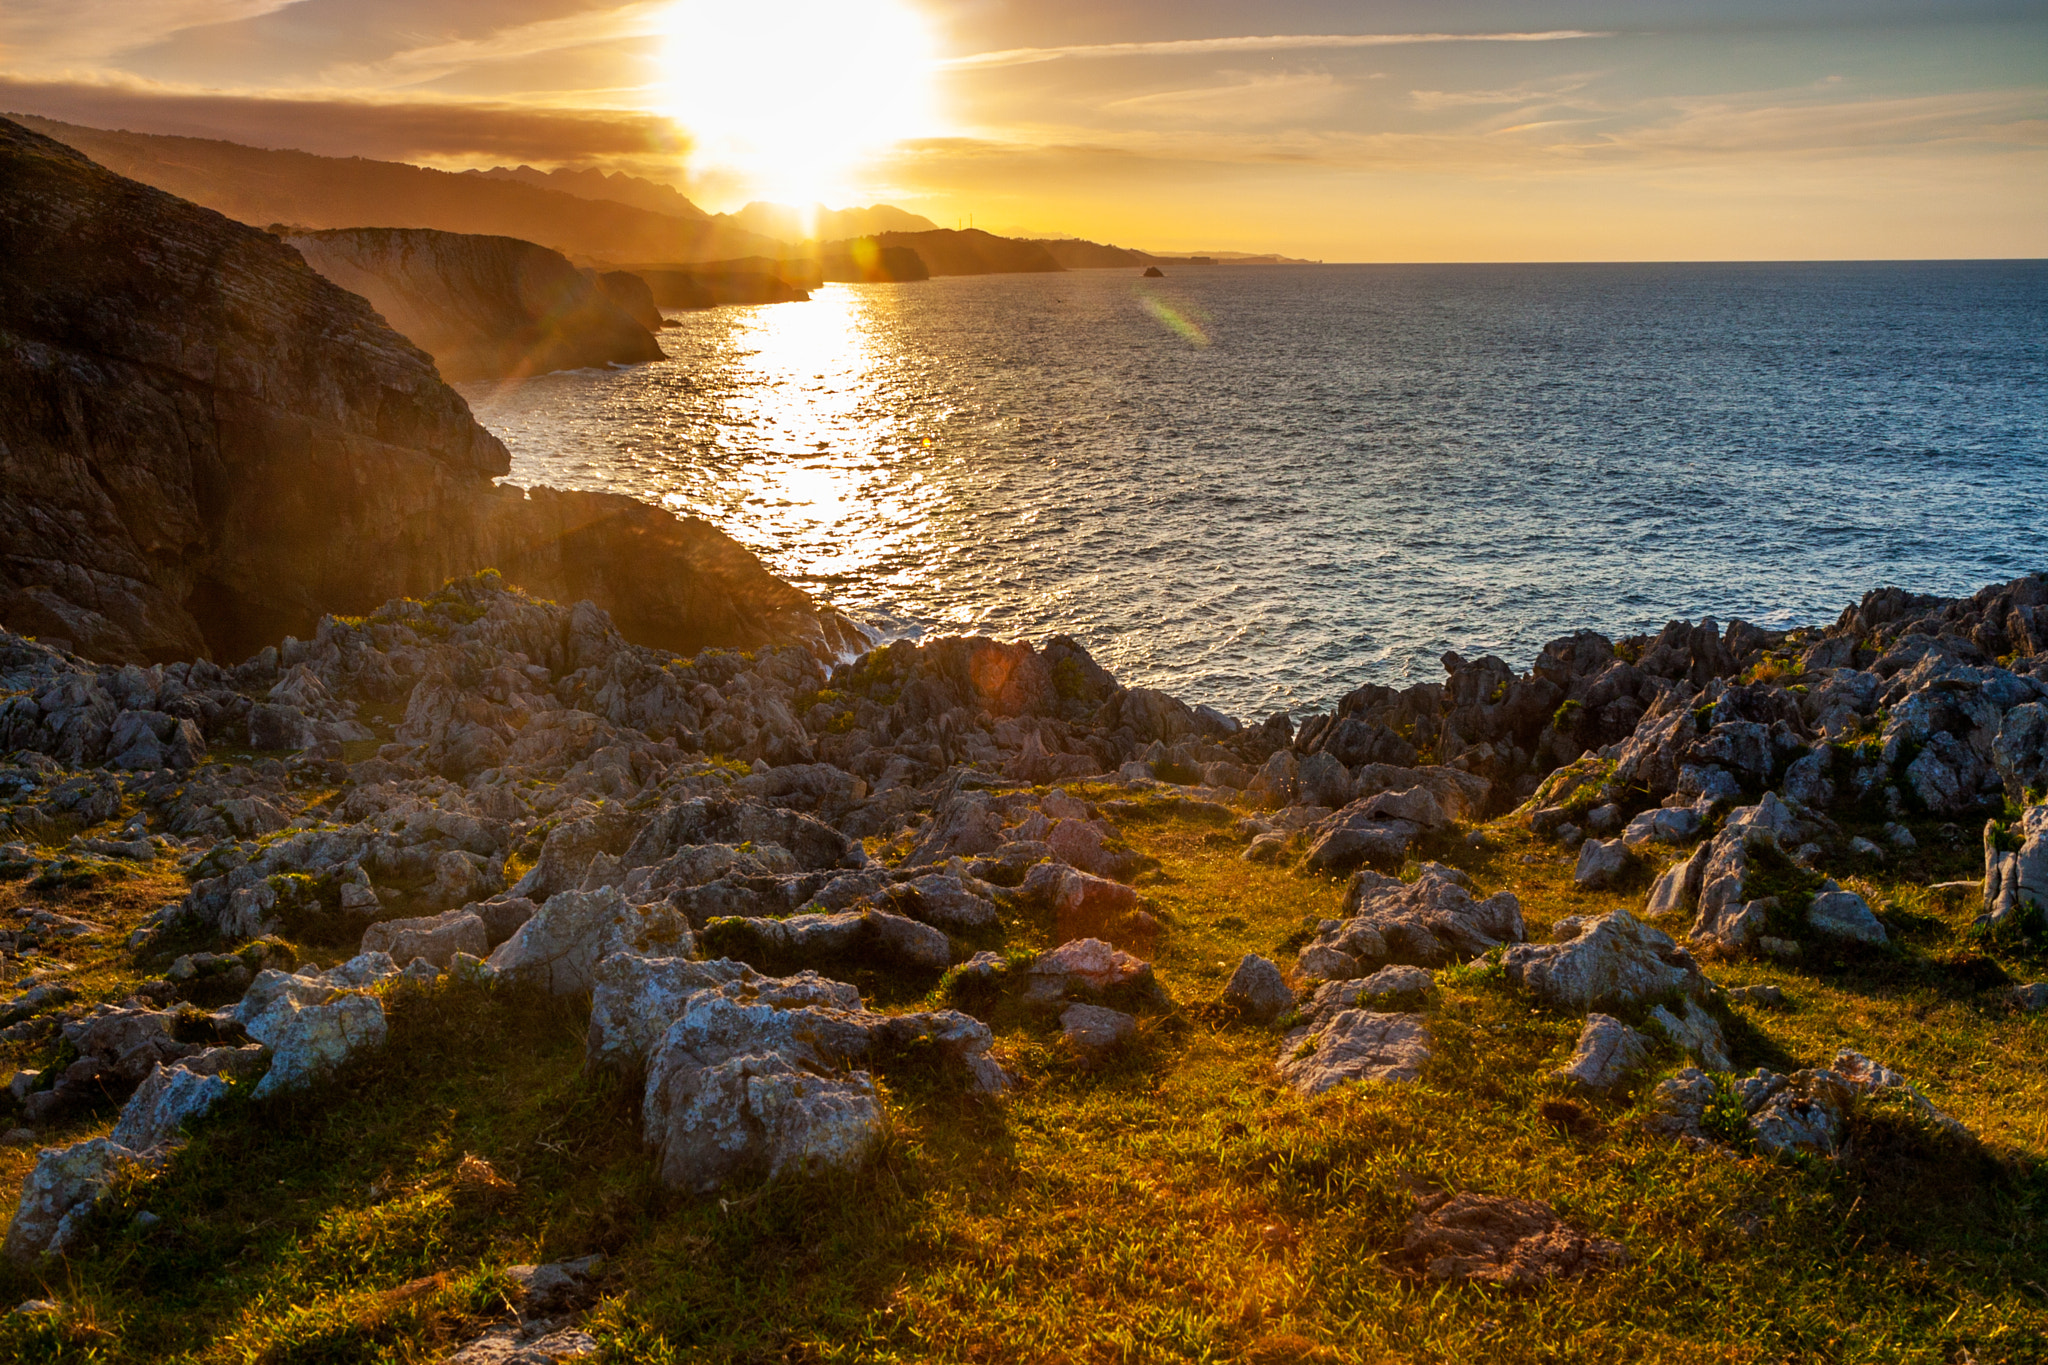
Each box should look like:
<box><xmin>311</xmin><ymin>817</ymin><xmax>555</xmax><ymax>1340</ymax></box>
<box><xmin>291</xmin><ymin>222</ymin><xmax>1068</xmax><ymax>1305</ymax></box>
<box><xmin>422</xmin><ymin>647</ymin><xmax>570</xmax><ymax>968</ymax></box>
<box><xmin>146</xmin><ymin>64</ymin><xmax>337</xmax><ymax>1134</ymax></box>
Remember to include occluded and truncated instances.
<box><xmin>460</xmin><ymin>260</ymin><xmax>2048</xmax><ymax>721</ymax></box>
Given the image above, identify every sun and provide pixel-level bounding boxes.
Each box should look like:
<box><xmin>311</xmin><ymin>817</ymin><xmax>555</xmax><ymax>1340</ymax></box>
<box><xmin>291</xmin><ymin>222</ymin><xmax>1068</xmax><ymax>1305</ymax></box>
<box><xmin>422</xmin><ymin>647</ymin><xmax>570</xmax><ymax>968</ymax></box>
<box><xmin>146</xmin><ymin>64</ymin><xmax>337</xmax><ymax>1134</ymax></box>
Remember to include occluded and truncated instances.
<box><xmin>658</xmin><ymin>0</ymin><xmax>939</xmax><ymax>209</ymax></box>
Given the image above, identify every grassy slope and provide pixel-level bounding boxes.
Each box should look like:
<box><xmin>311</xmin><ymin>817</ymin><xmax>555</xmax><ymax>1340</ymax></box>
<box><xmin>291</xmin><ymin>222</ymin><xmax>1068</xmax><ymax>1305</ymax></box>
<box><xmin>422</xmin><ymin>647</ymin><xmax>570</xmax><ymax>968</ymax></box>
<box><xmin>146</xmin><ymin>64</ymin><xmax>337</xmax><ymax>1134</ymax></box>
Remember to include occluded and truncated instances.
<box><xmin>1</xmin><ymin>794</ymin><xmax>2043</xmax><ymax>1364</ymax></box>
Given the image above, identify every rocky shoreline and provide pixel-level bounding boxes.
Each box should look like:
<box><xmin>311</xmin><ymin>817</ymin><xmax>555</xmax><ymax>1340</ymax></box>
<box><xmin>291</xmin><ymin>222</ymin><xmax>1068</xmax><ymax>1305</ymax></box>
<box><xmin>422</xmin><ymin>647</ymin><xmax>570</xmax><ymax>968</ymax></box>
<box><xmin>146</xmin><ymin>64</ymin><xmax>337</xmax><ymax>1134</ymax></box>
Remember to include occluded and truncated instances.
<box><xmin>0</xmin><ymin>563</ymin><xmax>2041</xmax><ymax>1302</ymax></box>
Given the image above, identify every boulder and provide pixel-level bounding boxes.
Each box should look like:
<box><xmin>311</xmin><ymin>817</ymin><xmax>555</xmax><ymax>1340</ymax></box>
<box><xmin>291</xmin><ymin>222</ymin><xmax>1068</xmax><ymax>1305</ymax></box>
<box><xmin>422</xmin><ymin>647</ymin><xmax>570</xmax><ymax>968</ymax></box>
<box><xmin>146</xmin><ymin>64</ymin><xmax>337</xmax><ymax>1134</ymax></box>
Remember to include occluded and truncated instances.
<box><xmin>2</xmin><ymin>1137</ymin><xmax>142</xmax><ymax>1263</ymax></box>
<box><xmin>249</xmin><ymin>992</ymin><xmax>388</xmax><ymax>1098</ymax></box>
<box><xmin>486</xmin><ymin>887</ymin><xmax>693</xmax><ymax>994</ymax></box>
<box><xmin>107</xmin><ymin>1062</ymin><xmax>230</xmax><ymax>1155</ymax></box>
<box><xmin>585</xmin><ymin>955</ymin><xmax>760</xmax><ymax>1073</ymax></box>
<box><xmin>879</xmin><ymin>874</ymin><xmax>1001</xmax><ymax>934</ymax></box>
<box><xmin>360</xmin><ymin>908</ymin><xmax>489</xmax><ymax>968</ymax></box>
<box><xmin>1022</xmin><ymin>938</ymin><xmax>1168</xmax><ymax>1010</ymax></box>
<box><xmin>1573</xmin><ymin>838</ymin><xmax>1632</xmax><ymax>889</ymax></box>
<box><xmin>1981</xmin><ymin>803</ymin><xmax>2048</xmax><ymax>933</ymax></box>
<box><xmin>1555</xmin><ymin>1014</ymin><xmax>1652</xmax><ymax>1093</ymax></box>
<box><xmin>1647</xmin><ymin>998</ymin><xmax>1732</xmax><ymax>1071</ymax></box>
<box><xmin>1294</xmin><ymin>864</ymin><xmax>1523</xmax><ymax>979</ymax></box>
<box><xmin>699</xmin><ymin>907</ymin><xmax>952</xmax><ymax>973</ymax></box>
<box><xmin>1807</xmin><ymin>888</ymin><xmax>1888</xmax><ymax>945</ymax></box>
<box><xmin>1060</xmin><ymin>1004</ymin><xmax>1137</xmax><ymax>1059</ymax></box>
<box><xmin>1221</xmin><ymin>955</ymin><xmax>1296</xmax><ymax>1023</ymax></box>
<box><xmin>1275</xmin><ymin>1009</ymin><xmax>1429</xmax><ymax>1095</ymax></box>
<box><xmin>1500</xmin><ymin>910</ymin><xmax>1707</xmax><ymax>1014</ymax></box>
<box><xmin>1622</xmin><ymin>807</ymin><xmax>1703</xmax><ymax>849</ymax></box>
<box><xmin>640</xmin><ymin>992</ymin><xmax>886</xmax><ymax>1193</ymax></box>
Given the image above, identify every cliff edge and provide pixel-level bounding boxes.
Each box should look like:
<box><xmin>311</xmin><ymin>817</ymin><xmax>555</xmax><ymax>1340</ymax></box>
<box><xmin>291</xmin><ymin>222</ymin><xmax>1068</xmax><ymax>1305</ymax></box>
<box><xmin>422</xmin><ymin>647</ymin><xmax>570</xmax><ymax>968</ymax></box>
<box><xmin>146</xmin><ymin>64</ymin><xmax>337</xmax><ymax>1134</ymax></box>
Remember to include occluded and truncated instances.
<box><xmin>282</xmin><ymin>227</ymin><xmax>664</xmax><ymax>381</ymax></box>
<box><xmin>0</xmin><ymin>117</ymin><xmax>858</xmax><ymax>665</ymax></box>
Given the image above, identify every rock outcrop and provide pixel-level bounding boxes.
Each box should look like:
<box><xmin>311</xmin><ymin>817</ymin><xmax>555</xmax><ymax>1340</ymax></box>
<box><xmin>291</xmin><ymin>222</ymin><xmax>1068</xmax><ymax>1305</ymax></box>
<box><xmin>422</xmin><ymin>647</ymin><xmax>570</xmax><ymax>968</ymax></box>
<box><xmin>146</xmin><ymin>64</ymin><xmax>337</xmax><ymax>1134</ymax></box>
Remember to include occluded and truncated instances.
<box><xmin>0</xmin><ymin>117</ymin><xmax>855</xmax><ymax>665</ymax></box>
<box><xmin>283</xmin><ymin>228</ymin><xmax>663</xmax><ymax>380</ymax></box>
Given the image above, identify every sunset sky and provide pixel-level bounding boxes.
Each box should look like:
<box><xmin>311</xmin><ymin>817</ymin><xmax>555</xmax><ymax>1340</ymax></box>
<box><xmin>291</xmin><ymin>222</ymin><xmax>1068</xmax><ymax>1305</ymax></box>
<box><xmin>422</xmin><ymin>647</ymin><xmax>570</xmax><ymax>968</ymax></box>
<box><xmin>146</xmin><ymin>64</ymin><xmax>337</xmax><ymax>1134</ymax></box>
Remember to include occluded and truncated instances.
<box><xmin>2</xmin><ymin>0</ymin><xmax>2042</xmax><ymax>259</ymax></box>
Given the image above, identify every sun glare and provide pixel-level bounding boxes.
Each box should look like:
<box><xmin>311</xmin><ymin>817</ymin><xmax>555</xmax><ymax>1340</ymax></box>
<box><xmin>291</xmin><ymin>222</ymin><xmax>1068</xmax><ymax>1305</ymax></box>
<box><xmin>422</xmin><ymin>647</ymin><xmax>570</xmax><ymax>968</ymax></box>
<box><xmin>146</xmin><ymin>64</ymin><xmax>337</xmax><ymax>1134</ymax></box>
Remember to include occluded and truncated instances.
<box><xmin>658</xmin><ymin>0</ymin><xmax>939</xmax><ymax>208</ymax></box>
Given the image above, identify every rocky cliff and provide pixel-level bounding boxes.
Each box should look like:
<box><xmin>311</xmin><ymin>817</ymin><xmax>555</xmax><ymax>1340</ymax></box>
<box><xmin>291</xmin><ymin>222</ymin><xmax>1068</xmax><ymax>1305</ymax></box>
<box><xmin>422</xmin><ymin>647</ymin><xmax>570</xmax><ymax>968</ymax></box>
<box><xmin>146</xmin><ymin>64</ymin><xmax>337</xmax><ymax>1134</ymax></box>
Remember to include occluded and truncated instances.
<box><xmin>0</xmin><ymin>117</ymin><xmax>856</xmax><ymax>665</ymax></box>
<box><xmin>281</xmin><ymin>227</ymin><xmax>663</xmax><ymax>381</ymax></box>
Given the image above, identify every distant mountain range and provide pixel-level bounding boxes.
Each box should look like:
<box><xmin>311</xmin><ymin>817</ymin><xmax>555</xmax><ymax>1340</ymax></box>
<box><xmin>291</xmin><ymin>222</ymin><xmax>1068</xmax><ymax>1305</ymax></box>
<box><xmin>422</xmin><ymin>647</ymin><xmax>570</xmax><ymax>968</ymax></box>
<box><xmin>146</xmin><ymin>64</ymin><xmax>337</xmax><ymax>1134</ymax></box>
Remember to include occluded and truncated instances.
<box><xmin>6</xmin><ymin>112</ymin><xmax>1307</xmax><ymax>274</ymax></box>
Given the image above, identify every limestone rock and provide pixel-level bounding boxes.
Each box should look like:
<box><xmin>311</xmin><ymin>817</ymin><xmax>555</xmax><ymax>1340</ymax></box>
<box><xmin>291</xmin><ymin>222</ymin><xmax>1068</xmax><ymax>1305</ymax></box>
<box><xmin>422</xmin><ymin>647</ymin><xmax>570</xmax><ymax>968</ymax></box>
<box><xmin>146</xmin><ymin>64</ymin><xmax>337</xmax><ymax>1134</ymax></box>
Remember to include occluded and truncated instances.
<box><xmin>1647</xmin><ymin>998</ymin><xmax>1732</xmax><ymax>1071</ymax></box>
<box><xmin>486</xmin><ymin>886</ymin><xmax>693</xmax><ymax>994</ymax></box>
<box><xmin>2</xmin><ymin>1137</ymin><xmax>142</xmax><ymax>1263</ymax></box>
<box><xmin>107</xmin><ymin>1062</ymin><xmax>230</xmax><ymax>1155</ymax></box>
<box><xmin>1022</xmin><ymin>938</ymin><xmax>1168</xmax><ymax>1010</ymax></box>
<box><xmin>1021</xmin><ymin>861</ymin><xmax>1140</xmax><ymax>938</ymax></box>
<box><xmin>1573</xmin><ymin>837</ymin><xmax>1632</xmax><ymax>889</ymax></box>
<box><xmin>1276</xmin><ymin>1010</ymin><xmax>1429</xmax><ymax>1094</ymax></box>
<box><xmin>1221</xmin><ymin>955</ymin><xmax>1295</xmax><ymax>1023</ymax></box>
<box><xmin>249</xmin><ymin>992</ymin><xmax>388</xmax><ymax>1098</ymax></box>
<box><xmin>640</xmin><ymin>992</ymin><xmax>887</xmax><ymax>1193</ymax></box>
<box><xmin>1555</xmin><ymin>1014</ymin><xmax>1652</xmax><ymax>1093</ymax></box>
<box><xmin>1500</xmin><ymin>910</ymin><xmax>1707</xmax><ymax>1014</ymax></box>
<box><xmin>360</xmin><ymin>908</ymin><xmax>489</xmax><ymax>968</ymax></box>
<box><xmin>1981</xmin><ymin>803</ymin><xmax>2048</xmax><ymax>932</ymax></box>
<box><xmin>1807</xmin><ymin>888</ymin><xmax>1888</xmax><ymax>945</ymax></box>
<box><xmin>1623</xmin><ymin>806</ymin><xmax>1702</xmax><ymax>849</ymax></box>
<box><xmin>1295</xmin><ymin>864</ymin><xmax>1523</xmax><ymax>979</ymax></box>
<box><xmin>1060</xmin><ymin>1003</ymin><xmax>1137</xmax><ymax>1059</ymax></box>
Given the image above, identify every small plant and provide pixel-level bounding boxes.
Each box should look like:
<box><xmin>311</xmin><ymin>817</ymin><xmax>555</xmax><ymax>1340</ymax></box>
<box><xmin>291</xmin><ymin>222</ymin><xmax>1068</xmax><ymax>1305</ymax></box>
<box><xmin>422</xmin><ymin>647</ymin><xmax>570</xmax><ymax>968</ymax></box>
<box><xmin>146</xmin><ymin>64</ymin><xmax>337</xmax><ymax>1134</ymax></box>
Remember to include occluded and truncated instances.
<box><xmin>1699</xmin><ymin>1075</ymin><xmax>1752</xmax><ymax>1147</ymax></box>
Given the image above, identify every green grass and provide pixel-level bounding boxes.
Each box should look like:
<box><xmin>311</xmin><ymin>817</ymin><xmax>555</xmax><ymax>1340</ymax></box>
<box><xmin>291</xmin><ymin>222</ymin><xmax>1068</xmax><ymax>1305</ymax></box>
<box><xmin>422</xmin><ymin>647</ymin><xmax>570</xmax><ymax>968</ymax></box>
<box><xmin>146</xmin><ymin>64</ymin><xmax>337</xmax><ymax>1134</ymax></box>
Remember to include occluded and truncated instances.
<box><xmin>1</xmin><ymin>803</ymin><xmax>2043</xmax><ymax>1363</ymax></box>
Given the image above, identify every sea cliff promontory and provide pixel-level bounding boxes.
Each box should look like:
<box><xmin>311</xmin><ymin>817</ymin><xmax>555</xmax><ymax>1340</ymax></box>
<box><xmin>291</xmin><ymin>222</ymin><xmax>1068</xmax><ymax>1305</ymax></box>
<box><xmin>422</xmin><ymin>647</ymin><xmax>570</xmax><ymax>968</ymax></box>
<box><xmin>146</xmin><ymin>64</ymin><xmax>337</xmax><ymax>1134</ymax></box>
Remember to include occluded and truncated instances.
<box><xmin>0</xmin><ymin>117</ymin><xmax>854</xmax><ymax>664</ymax></box>
<box><xmin>281</xmin><ymin>227</ymin><xmax>663</xmax><ymax>381</ymax></box>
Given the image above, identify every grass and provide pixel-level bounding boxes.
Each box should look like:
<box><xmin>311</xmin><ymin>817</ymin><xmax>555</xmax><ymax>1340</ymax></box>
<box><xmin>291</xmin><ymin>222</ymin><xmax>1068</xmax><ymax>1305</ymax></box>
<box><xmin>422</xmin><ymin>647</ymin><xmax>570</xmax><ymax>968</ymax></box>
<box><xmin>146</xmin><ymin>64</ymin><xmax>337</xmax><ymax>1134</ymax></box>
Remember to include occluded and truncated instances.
<box><xmin>0</xmin><ymin>800</ymin><xmax>2043</xmax><ymax>1363</ymax></box>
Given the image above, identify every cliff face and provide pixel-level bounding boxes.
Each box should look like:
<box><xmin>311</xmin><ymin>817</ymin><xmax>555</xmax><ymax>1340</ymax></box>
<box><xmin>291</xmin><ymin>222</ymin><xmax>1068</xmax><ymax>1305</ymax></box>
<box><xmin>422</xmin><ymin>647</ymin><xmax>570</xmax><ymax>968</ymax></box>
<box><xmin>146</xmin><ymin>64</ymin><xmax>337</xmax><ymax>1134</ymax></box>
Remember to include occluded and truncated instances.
<box><xmin>0</xmin><ymin>117</ymin><xmax>857</xmax><ymax>665</ymax></box>
<box><xmin>11</xmin><ymin>115</ymin><xmax>789</xmax><ymax>264</ymax></box>
<box><xmin>282</xmin><ymin>228</ymin><xmax>663</xmax><ymax>381</ymax></box>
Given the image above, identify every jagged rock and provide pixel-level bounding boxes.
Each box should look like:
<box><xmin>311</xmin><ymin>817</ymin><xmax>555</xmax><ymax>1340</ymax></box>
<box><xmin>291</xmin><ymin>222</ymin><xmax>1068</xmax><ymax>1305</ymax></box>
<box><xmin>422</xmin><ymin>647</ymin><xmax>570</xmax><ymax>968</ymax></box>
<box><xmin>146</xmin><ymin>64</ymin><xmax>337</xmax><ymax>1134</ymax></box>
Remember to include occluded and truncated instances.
<box><xmin>1301</xmin><ymin>964</ymin><xmax>1434</xmax><ymax>1015</ymax></box>
<box><xmin>1022</xmin><ymin>938</ymin><xmax>1168</xmax><ymax>1010</ymax></box>
<box><xmin>585</xmin><ymin>955</ymin><xmax>849</xmax><ymax>1073</ymax></box>
<box><xmin>107</xmin><ymin>1062</ymin><xmax>230</xmax><ymax>1155</ymax></box>
<box><xmin>1649</xmin><ymin>1050</ymin><xmax>1968</xmax><ymax>1155</ymax></box>
<box><xmin>1302</xmin><ymin>785</ymin><xmax>1455</xmax><ymax>874</ymax></box>
<box><xmin>1400</xmin><ymin>1192</ymin><xmax>1624</xmax><ymax>1287</ymax></box>
<box><xmin>1573</xmin><ymin>837</ymin><xmax>1632</xmax><ymax>889</ymax></box>
<box><xmin>1276</xmin><ymin>1009</ymin><xmax>1429</xmax><ymax>1094</ymax></box>
<box><xmin>2009</xmin><ymin>982</ymin><xmax>2048</xmax><ymax>1011</ymax></box>
<box><xmin>1623</xmin><ymin>807</ymin><xmax>1702</xmax><ymax>849</ymax></box>
<box><xmin>360</xmin><ymin>908</ymin><xmax>489</xmax><ymax>968</ymax></box>
<box><xmin>486</xmin><ymin>886</ymin><xmax>693</xmax><ymax>994</ymax></box>
<box><xmin>1807</xmin><ymin>888</ymin><xmax>1888</xmax><ymax>945</ymax></box>
<box><xmin>1060</xmin><ymin>1003</ymin><xmax>1137</xmax><ymax>1059</ymax></box>
<box><xmin>1243</xmin><ymin>830</ymin><xmax>1288</xmax><ymax>863</ymax></box>
<box><xmin>902</xmin><ymin>794</ymin><xmax>1005</xmax><ymax>867</ymax></box>
<box><xmin>1295</xmin><ymin>864</ymin><xmax>1523</xmax><ymax>979</ymax></box>
<box><xmin>1501</xmin><ymin>910</ymin><xmax>1706</xmax><ymax>1013</ymax></box>
<box><xmin>1555</xmin><ymin>1014</ymin><xmax>1652</xmax><ymax>1092</ymax></box>
<box><xmin>1647</xmin><ymin>998</ymin><xmax>1731</xmax><ymax>1070</ymax></box>
<box><xmin>2</xmin><ymin>1137</ymin><xmax>142</xmax><ymax>1262</ymax></box>
<box><xmin>876</xmin><ymin>873</ymin><xmax>1000</xmax><ymax>934</ymax></box>
<box><xmin>640</xmin><ymin>992</ymin><xmax>887</xmax><ymax>1193</ymax></box>
<box><xmin>248</xmin><ymin>992</ymin><xmax>387</xmax><ymax>1098</ymax></box>
<box><xmin>1981</xmin><ymin>803</ymin><xmax>2048</xmax><ymax>932</ymax></box>
<box><xmin>1222</xmin><ymin>955</ymin><xmax>1295</xmax><ymax>1022</ymax></box>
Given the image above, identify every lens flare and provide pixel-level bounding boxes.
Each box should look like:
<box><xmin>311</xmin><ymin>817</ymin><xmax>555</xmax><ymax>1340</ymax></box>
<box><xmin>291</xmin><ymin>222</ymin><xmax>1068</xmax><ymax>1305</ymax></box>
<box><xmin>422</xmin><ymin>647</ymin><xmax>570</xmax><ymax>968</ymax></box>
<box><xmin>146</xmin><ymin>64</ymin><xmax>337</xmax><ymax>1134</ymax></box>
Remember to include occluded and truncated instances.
<box><xmin>1138</xmin><ymin>288</ymin><xmax>1212</xmax><ymax>347</ymax></box>
<box><xmin>658</xmin><ymin>0</ymin><xmax>939</xmax><ymax>206</ymax></box>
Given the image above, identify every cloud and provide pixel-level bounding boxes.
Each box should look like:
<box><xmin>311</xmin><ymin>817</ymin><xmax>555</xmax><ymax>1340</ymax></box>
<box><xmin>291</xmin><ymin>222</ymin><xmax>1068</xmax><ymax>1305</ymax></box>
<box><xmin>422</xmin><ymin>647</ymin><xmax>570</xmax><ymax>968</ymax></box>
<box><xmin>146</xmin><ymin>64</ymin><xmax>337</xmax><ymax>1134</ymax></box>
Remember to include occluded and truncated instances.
<box><xmin>0</xmin><ymin>0</ymin><xmax>298</xmax><ymax>71</ymax></box>
<box><xmin>0</xmin><ymin>74</ymin><xmax>685</xmax><ymax>163</ymax></box>
<box><xmin>1102</xmin><ymin>72</ymin><xmax>1349</xmax><ymax>127</ymax></box>
<box><xmin>1410</xmin><ymin>76</ymin><xmax>1600</xmax><ymax>111</ymax></box>
<box><xmin>944</xmin><ymin>31</ymin><xmax>1613</xmax><ymax>71</ymax></box>
<box><xmin>319</xmin><ymin>1</ymin><xmax>671</xmax><ymax>89</ymax></box>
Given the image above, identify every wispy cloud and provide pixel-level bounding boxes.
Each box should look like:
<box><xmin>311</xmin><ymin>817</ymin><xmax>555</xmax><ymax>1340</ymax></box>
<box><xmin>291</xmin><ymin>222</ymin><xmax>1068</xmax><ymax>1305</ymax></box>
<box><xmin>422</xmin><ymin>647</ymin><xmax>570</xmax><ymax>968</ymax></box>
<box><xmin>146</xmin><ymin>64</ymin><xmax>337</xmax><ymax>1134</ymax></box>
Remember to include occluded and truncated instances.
<box><xmin>944</xmin><ymin>31</ymin><xmax>1613</xmax><ymax>71</ymax></box>
<box><xmin>320</xmin><ymin>2</ymin><xmax>671</xmax><ymax>90</ymax></box>
<box><xmin>1103</xmin><ymin>72</ymin><xmax>1349</xmax><ymax>127</ymax></box>
<box><xmin>0</xmin><ymin>0</ymin><xmax>298</xmax><ymax>72</ymax></box>
<box><xmin>1410</xmin><ymin>76</ymin><xmax>1601</xmax><ymax>111</ymax></box>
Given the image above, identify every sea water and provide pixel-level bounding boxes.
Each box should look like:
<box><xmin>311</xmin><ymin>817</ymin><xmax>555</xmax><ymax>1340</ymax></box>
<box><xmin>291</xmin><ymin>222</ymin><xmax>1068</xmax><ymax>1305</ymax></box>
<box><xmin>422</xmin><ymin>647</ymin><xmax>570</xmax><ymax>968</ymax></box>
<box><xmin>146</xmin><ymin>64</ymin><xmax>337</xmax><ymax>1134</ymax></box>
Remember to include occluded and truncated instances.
<box><xmin>461</xmin><ymin>260</ymin><xmax>2048</xmax><ymax>719</ymax></box>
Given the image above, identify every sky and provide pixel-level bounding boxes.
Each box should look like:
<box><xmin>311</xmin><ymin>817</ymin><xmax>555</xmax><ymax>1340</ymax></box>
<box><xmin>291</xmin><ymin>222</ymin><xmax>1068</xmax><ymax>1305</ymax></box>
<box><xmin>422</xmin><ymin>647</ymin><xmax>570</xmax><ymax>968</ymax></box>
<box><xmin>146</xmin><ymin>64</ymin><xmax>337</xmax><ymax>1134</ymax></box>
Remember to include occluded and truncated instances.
<box><xmin>1</xmin><ymin>0</ymin><xmax>2043</xmax><ymax>259</ymax></box>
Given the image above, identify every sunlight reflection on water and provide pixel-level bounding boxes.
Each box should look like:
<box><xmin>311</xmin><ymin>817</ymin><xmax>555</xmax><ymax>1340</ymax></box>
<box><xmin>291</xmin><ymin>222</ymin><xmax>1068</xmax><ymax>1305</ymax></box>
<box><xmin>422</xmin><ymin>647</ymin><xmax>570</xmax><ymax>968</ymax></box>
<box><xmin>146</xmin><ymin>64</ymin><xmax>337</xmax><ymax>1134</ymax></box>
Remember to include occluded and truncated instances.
<box><xmin>461</xmin><ymin>263</ymin><xmax>2048</xmax><ymax>718</ymax></box>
